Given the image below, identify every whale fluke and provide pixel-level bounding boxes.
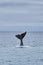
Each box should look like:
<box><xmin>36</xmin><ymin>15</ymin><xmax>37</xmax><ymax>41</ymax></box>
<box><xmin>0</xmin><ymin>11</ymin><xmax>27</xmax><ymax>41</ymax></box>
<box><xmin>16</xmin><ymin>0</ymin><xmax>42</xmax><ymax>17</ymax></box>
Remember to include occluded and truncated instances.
<box><xmin>15</xmin><ymin>32</ymin><xmax>26</xmax><ymax>39</ymax></box>
<box><xmin>15</xmin><ymin>32</ymin><xmax>27</xmax><ymax>46</ymax></box>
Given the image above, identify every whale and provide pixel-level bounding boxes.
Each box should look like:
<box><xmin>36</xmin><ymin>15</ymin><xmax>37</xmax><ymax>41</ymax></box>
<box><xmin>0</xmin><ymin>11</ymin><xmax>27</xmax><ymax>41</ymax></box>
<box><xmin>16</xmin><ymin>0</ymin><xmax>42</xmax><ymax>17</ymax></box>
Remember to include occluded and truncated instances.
<box><xmin>15</xmin><ymin>32</ymin><xmax>27</xmax><ymax>46</ymax></box>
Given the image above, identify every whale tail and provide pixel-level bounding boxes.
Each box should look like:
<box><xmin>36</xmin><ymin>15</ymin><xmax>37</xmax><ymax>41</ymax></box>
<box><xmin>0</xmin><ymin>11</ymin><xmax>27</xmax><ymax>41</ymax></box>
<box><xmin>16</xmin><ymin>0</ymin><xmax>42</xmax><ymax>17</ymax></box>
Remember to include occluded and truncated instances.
<box><xmin>15</xmin><ymin>32</ymin><xmax>27</xmax><ymax>40</ymax></box>
<box><xmin>15</xmin><ymin>32</ymin><xmax>27</xmax><ymax>46</ymax></box>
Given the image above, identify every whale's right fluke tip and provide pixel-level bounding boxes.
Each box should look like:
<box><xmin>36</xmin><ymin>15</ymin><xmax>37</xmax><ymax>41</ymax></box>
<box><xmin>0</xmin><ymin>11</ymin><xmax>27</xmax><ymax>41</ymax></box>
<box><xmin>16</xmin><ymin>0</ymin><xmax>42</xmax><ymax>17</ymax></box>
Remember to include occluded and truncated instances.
<box><xmin>21</xmin><ymin>32</ymin><xmax>27</xmax><ymax>39</ymax></box>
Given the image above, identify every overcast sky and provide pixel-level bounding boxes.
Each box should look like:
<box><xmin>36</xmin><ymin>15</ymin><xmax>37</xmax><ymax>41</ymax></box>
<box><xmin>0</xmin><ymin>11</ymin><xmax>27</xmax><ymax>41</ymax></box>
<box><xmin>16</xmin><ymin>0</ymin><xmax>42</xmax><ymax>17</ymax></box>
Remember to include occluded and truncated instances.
<box><xmin>0</xmin><ymin>0</ymin><xmax>43</xmax><ymax>31</ymax></box>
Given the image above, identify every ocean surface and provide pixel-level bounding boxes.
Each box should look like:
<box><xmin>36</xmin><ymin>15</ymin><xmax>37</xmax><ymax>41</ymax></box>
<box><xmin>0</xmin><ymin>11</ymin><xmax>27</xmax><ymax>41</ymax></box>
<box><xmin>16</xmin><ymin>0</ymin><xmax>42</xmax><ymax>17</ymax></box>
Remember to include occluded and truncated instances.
<box><xmin>0</xmin><ymin>31</ymin><xmax>43</xmax><ymax>65</ymax></box>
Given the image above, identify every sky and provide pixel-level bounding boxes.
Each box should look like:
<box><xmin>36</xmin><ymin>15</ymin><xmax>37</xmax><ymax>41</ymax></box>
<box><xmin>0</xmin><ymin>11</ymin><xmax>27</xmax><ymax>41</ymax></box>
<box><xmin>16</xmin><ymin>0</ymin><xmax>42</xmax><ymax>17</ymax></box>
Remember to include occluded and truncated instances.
<box><xmin>0</xmin><ymin>0</ymin><xmax>43</xmax><ymax>31</ymax></box>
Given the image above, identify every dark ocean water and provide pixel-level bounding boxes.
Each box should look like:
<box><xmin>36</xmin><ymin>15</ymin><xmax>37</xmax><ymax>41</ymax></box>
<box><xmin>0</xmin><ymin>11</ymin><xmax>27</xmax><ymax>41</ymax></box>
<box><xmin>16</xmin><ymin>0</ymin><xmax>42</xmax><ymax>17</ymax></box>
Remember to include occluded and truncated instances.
<box><xmin>0</xmin><ymin>31</ymin><xmax>43</xmax><ymax>65</ymax></box>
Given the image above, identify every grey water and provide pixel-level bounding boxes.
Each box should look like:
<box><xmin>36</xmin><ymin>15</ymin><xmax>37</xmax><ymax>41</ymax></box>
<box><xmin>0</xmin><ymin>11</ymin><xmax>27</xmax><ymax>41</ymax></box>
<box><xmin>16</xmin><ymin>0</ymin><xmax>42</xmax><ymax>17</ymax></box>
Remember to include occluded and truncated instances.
<box><xmin>0</xmin><ymin>31</ymin><xmax>43</xmax><ymax>65</ymax></box>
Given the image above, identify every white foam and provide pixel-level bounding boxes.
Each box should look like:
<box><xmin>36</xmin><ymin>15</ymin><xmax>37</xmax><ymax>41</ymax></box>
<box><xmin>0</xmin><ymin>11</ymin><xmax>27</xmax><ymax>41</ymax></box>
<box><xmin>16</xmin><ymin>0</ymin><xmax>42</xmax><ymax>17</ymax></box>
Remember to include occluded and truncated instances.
<box><xmin>16</xmin><ymin>45</ymin><xmax>31</xmax><ymax>48</ymax></box>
